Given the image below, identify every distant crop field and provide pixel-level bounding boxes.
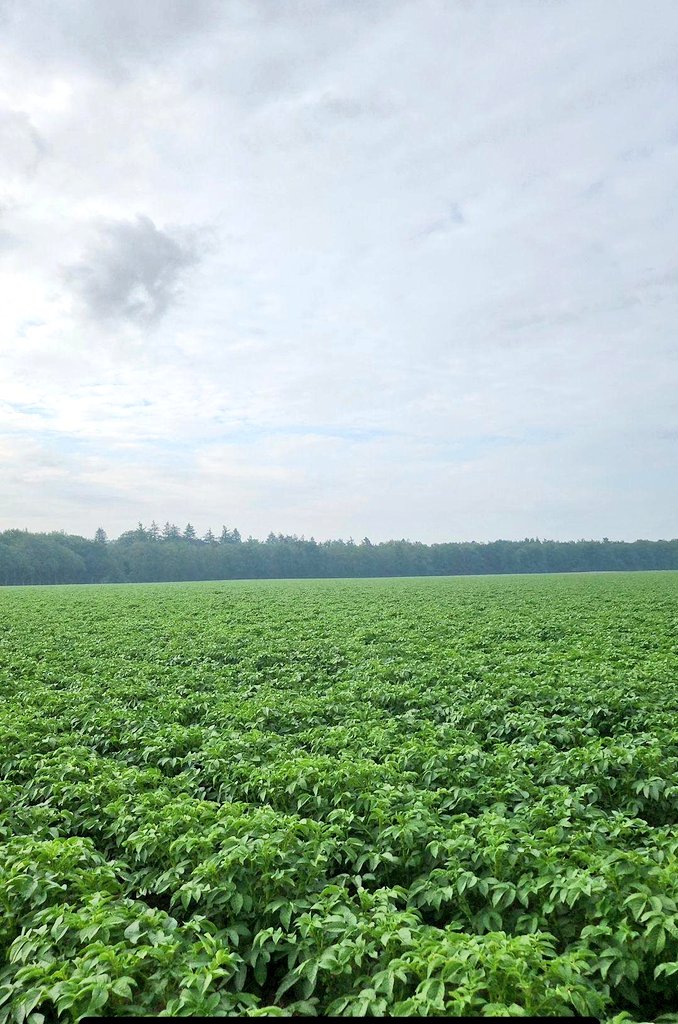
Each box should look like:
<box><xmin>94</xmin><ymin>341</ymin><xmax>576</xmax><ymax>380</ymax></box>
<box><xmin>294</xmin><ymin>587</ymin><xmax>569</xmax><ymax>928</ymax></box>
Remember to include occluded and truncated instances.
<box><xmin>0</xmin><ymin>572</ymin><xmax>677</xmax><ymax>1019</ymax></box>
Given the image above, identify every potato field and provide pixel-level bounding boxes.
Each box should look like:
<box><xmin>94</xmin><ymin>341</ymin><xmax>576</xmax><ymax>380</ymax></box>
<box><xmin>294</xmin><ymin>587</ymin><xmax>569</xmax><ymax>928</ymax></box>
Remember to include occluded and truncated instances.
<box><xmin>0</xmin><ymin>572</ymin><xmax>677</xmax><ymax>1020</ymax></box>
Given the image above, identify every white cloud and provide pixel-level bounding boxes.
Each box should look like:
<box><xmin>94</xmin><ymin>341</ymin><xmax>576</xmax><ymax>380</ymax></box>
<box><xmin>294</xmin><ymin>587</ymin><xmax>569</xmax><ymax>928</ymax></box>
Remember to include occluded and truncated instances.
<box><xmin>0</xmin><ymin>0</ymin><xmax>677</xmax><ymax>541</ymax></box>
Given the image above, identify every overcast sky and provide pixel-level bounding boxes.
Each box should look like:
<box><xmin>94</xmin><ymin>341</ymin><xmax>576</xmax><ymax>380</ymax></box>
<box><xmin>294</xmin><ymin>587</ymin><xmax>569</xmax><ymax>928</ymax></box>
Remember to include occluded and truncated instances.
<box><xmin>1</xmin><ymin>0</ymin><xmax>677</xmax><ymax>543</ymax></box>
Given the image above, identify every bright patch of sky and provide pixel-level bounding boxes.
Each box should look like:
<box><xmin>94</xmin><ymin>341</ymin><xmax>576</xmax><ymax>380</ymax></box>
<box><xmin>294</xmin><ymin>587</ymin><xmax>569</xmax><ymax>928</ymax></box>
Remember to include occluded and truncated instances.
<box><xmin>1</xmin><ymin>0</ymin><xmax>677</xmax><ymax>542</ymax></box>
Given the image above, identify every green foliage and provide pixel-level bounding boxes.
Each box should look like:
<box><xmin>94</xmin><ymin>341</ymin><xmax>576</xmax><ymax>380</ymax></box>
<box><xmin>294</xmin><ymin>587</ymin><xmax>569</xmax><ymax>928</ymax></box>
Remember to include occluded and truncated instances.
<box><xmin>0</xmin><ymin>572</ymin><xmax>676</xmax><ymax>1018</ymax></box>
<box><xmin>1</xmin><ymin>526</ymin><xmax>677</xmax><ymax>585</ymax></box>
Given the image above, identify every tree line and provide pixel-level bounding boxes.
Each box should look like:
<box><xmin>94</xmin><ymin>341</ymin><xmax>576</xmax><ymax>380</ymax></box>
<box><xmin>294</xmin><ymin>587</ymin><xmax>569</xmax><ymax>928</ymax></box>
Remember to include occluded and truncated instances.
<box><xmin>0</xmin><ymin>522</ymin><xmax>676</xmax><ymax>586</ymax></box>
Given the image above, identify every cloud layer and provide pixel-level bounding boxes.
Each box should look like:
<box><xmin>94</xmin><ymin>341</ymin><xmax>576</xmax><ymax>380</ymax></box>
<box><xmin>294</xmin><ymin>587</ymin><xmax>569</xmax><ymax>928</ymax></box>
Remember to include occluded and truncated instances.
<box><xmin>1</xmin><ymin>0</ymin><xmax>677</xmax><ymax>541</ymax></box>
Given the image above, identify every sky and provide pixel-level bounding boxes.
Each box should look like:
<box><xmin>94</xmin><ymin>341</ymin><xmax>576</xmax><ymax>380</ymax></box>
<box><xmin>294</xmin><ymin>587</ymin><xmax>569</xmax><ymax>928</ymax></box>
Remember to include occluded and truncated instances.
<box><xmin>1</xmin><ymin>0</ymin><xmax>677</xmax><ymax>544</ymax></box>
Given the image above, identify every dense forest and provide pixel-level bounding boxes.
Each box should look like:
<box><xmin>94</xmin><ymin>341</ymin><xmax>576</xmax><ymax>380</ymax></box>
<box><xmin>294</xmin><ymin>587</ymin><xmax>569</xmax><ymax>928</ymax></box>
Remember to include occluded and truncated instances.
<box><xmin>0</xmin><ymin>523</ymin><xmax>676</xmax><ymax>585</ymax></box>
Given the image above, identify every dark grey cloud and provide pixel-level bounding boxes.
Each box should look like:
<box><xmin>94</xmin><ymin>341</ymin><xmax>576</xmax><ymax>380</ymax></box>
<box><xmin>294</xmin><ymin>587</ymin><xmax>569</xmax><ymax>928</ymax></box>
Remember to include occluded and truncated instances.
<box><xmin>65</xmin><ymin>215</ymin><xmax>201</xmax><ymax>326</ymax></box>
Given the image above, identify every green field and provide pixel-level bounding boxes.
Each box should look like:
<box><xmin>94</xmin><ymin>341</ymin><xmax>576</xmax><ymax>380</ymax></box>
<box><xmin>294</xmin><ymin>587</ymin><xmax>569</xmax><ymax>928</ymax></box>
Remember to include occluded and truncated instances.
<box><xmin>1</xmin><ymin>572</ymin><xmax>677</xmax><ymax>1019</ymax></box>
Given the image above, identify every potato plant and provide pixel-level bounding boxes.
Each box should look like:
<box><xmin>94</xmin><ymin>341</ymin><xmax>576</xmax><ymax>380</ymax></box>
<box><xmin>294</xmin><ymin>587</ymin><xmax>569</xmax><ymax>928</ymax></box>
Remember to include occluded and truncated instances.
<box><xmin>0</xmin><ymin>572</ymin><xmax>676</xmax><ymax>1019</ymax></box>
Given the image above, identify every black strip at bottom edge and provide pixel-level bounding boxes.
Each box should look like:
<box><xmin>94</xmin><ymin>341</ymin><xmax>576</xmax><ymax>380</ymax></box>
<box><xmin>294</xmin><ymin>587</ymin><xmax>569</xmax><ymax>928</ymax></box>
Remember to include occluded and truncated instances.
<box><xmin>82</xmin><ymin>1016</ymin><xmax>600</xmax><ymax>1023</ymax></box>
